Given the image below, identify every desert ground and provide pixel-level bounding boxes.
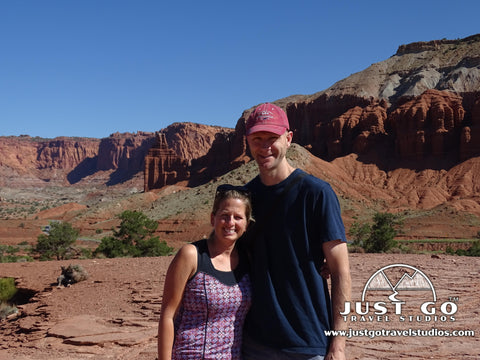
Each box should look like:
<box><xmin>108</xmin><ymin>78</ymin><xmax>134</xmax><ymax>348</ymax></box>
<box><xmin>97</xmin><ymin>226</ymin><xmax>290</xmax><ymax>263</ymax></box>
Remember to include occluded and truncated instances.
<box><xmin>0</xmin><ymin>252</ymin><xmax>479</xmax><ymax>360</ymax></box>
<box><xmin>0</xmin><ymin>148</ymin><xmax>479</xmax><ymax>359</ymax></box>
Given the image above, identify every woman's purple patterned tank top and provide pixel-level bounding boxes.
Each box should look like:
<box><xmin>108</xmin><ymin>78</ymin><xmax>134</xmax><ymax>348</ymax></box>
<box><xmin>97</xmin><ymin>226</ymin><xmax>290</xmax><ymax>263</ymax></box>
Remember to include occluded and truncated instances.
<box><xmin>172</xmin><ymin>239</ymin><xmax>251</xmax><ymax>360</ymax></box>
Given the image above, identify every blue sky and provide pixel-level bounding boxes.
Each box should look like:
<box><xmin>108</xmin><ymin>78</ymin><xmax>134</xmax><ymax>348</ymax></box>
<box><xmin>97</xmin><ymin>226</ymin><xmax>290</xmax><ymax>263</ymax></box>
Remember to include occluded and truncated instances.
<box><xmin>1</xmin><ymin>1</ymin><xmax>478</xmax><ymax>139</ymax></box>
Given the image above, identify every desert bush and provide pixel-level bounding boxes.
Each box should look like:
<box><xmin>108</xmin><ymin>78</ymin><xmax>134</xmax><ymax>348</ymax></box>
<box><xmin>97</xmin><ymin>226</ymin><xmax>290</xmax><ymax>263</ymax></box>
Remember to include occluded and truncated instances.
<box><xmin>347</xmin><ymin>245</ymin><xmax>365</xmax><ymax>253</ymax></box>
<box><xmin>94</xmin><ymin>210</ymin><xmax>174</xmax><ymax>258</ymax></box>
<box><xmin>349</xmin><ymin>212</ymin><xmax>403</xmax><ymax>253</ymax></box>
<box><xmin>136</xmin><ymin>236</ymin><xmax>175</xmax><ymax>257</ymax></box>
<box><xmin>79</xmin><ymin>247</ymin><xmax>93</xmax><ymax>259</ymax></box>
<box><xmin>348</xmin><ymin>221</ymin><xmax>371</xmax><ymax>247</ymax></box>
<box><xmin>57</xmin><ymin>264</ymin><xmax>89</xmax><ymax>287</ymax></box>
<box><xmin>95</xmin><ymin>236</ymin><xmax>132</xmax><ymax>258</ymax></box>
<box><xmin>0</xmin><ymin>245</ymin><xmax>33</xmax><ymax>263</ymax></box>
<box><xmin>363</xmin><ymin>212</ymin><xmax>403</xmax><ymax>253</ymax></box>
<box><xmin>445</xmin><ymin>246</ymin><xmax>455</xmax><ymax>255</ymax></box>
<box><xmin>0</xmin><ymin>278</ymin><xmax>17</xmax><ymax>302</ymax></box>
<box><xmin>34</xmin><ymin>221</ymin><xmax>79</xmax><ymax>260</ymax></box>
<box><xmin>456</xmin><ymin>240</ymin><xmax>480</xmax><ymax>257</ymax></box>
<box><xmin>0</xmin><ymin>302</ymin><xmax>18</xmax><ymax>319</ymax></box>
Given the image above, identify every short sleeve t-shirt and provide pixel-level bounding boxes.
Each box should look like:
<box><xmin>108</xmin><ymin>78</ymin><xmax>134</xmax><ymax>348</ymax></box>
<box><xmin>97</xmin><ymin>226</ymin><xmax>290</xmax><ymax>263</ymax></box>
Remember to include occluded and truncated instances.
<box><xmin>244</xmin><ymin>169</ymin><xmax>346</xmax><ymax>355</ymax></box>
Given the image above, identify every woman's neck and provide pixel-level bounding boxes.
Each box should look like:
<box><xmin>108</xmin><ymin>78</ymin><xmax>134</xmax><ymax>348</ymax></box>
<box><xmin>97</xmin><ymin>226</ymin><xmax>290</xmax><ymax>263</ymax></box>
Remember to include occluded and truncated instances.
<box><xmin>207</xmin><ymin>235</ymin><xmax>238</xmax><ymax>271</ymax></box>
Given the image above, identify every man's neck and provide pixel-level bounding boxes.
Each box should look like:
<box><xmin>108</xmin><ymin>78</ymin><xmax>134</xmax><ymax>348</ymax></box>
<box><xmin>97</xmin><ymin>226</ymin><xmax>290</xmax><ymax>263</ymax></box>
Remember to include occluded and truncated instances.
<box><xmin>259</xmin><ymin>161</ymin><xmax>296</xmax><ymax>186</ymax></box>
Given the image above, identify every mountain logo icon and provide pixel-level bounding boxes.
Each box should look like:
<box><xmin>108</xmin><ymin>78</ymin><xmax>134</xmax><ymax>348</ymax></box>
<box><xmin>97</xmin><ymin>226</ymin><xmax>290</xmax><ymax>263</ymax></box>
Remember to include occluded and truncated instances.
<box><xmin>361</xmin><ymin>263</ymin><xmax>436</xmax><ymax>303</ymax></box>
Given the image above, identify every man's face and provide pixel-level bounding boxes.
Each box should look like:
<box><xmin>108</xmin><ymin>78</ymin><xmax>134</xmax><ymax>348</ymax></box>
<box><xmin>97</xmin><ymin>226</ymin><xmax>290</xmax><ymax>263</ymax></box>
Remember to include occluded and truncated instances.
<box><xmin>246</xmin><ymin>130</ymin><xmax>292</xmax><ymax>171</ymax></box>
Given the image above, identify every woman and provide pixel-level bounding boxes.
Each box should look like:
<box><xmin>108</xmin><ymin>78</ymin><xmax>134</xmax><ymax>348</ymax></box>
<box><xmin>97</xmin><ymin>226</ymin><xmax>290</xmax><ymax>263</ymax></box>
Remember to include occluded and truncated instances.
<box><xmin>158</xmin><ymin>184</ymin><xmax>253</xmax><ymax>360</ymax></box>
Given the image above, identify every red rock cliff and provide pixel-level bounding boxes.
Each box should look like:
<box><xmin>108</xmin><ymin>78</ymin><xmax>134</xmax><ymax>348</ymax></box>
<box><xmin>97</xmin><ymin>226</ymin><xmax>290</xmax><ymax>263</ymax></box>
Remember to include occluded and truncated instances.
<box><xmin>144</xmin><ymin>132</ymin><xmax>188</xmax><ymax>191</ymax></box>
<box><xmin>97</xmin><ymin>132</ymin><xmax>155</xmax><ymax>172</ymax></box>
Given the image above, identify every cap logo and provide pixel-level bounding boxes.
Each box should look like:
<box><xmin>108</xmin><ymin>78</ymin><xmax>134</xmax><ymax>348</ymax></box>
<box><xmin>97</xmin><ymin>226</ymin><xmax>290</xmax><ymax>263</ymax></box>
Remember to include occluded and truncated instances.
<box><xmin>257</xmin><ymin>110</ymin><xmax>274</xmax><ymax>122</ymax></box>
<box><xmin>246</xmin><ymin>103</ymin><xmax>289</xmax><ymax>135</ymax></box>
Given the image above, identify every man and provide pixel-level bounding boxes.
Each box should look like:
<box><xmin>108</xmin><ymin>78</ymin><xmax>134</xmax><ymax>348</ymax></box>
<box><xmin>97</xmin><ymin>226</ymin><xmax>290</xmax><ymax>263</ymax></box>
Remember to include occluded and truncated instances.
<box><xmin>242</xmin><ymin>103</ymin><xmax>351</xmax><ymax>360</ymax></box>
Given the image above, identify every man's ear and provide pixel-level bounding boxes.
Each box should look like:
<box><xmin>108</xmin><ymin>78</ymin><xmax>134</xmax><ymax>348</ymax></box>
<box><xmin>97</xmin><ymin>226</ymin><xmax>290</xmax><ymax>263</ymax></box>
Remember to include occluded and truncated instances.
<box><xmin>286</xmin><ymin>130</ymin><xmax>293</xmax><ymax>146</ymax></box>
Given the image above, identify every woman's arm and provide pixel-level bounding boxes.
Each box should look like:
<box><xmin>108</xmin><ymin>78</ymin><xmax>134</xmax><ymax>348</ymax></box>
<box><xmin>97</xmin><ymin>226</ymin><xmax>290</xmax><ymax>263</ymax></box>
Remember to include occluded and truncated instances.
<box><xmin>158</xmin><ymin>244</ymin><xmax>197</xmax><ymax>360</ymax></box>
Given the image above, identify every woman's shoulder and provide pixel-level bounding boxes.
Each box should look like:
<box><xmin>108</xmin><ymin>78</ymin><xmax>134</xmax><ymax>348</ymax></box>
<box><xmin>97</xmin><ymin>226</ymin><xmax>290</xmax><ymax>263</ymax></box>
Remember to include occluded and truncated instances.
<box><xmin>176</xmin><ymin>239</ymin><xmax>209</xmax><ymax>264</ymax></box>
<box><xmin>174</xmin><ymin>242</ymin><xmax>199</xmax><ymax>264</ymax></box>
<box><xmin>190</xmin><ymin>239</ymin><xmax>208</xmax><ymax>253</ymax></box>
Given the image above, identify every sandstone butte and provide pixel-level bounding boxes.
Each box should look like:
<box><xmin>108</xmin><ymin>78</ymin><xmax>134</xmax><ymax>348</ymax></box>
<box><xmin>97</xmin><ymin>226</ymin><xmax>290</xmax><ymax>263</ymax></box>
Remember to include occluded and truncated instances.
<box><xmin>1</xmin><ymin>34</ymin><xmax>480</xmax><ymax>360</ymax></box>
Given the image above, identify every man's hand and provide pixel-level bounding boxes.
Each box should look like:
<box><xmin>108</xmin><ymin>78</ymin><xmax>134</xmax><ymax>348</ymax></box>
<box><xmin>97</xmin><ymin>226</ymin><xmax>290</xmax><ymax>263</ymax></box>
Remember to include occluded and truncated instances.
<box><xmin>325</xmin><ymin>347</ymin><xmax>347</xmax><ymax>360</ymax></box>
<box><xmin>320</xmin><ymin>260</ymin><xmax>331</xmax><ymax>279</ymax></box>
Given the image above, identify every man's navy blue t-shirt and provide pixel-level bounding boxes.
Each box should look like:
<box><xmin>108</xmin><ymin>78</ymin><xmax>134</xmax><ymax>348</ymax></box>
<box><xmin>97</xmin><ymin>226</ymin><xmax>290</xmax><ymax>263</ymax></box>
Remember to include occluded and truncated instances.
<box><xmin>244</xmin><ymin>169</ymin><xmax>347</xmax><ymax>355</ymax></box>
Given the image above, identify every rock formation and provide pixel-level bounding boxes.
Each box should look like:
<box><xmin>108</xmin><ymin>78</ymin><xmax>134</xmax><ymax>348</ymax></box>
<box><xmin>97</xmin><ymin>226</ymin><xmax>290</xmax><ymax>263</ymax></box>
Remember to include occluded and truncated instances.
<box><xmin>144</xmin><ymin>123</ymin><xmax>240</xmax><ymax>189</ymax></box>
<box><xmin>36</xmin><ymin>138</ymin><xmax>99</xmax><ymax>170</ymax></box>
<box><xmin>388</xmin><ymin>90</ymin><xmax>465</xmax><ymax>160</ymax></box>
<box><xmin>0</xmin><ymin>136</ymin><xmax>101</xmax><ymax>186</ymax></box>
<box><xmin>144</xmin><ymin>132</ymin><xmax>188</xmax><ymax>192</ymax></box>
<box><xmin>460</xmin><ymin>94</ymin><xmax>480</xmax><ymax>160</ymax></box>
<box><xmin>97</xmin><ymin>132</ymin><xmax>155</xmax><ymax>172</ymax></box>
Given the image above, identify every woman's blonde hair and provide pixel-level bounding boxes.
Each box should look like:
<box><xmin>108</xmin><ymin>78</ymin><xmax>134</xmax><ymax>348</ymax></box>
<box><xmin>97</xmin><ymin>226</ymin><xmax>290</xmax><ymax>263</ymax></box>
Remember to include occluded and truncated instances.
<box><xmin>212</xmin><ymin>184</ymin><xmax>254</xmax><ymax>223</ymax></box>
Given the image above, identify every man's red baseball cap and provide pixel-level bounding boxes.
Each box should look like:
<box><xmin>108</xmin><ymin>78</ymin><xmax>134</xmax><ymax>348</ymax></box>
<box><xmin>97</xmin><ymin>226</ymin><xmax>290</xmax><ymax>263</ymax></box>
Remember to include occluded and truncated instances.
<box><xmin>246</xmin><ymin>103</ymin><xmax>290</xmax><ymax>136</ymax></box>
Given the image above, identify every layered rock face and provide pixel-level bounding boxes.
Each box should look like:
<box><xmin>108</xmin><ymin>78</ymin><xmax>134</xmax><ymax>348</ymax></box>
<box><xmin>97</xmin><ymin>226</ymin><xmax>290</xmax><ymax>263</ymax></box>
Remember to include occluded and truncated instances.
<box><xmin>97</xmin><ymin>132</ymin><xmax>155</xmax><ymax>172</ymax></box>
<box><xmin>0</xmin><ymin>123</ymin><xmax>236</xmax><ymax>189</ymax></box>
<box><xmin>460</xmin><ymin>95</ymin><xmax>480</xmax><ymax>160</ymax></box>
<box><xmin>0</xmin><ymin>133</ymin><xmax>156</xmax><ymax>187</ymax></box>
<box><xmin>242</xmin><ymin>88</ymin><xmax>479</xmax><ymax>165</ymax></box>
<box><xmin>0</xmin><ymin>136</ymin><xmax>99</xmax><ymax>173</ymax></box>
<box><xmin>36</xmin><ymin>138</ymin><xmax>100</xmax><ymax>170</ymax></box>
<box><xmin>388</xmin><ymin>90</ymin><xmax>465</xmax><ymax>160</ymax></box>
<box><xmin>0</xmin><ymin>136</ymin><xmax>101</xmax><ymax>186</ymax></box>
<box><xmin>288</xmin><ymin>89</ymin><xmax>478</xmax><ymax>163</ymax></box>
<box><xmin>143</xmin><ymin>122</ymin><xmax>237</xmax><ymax>190</ymax></box>
<box><xmin>144</xmin><ymin>133</ymin><xmax>188</xmax><ymax>191</ymax></box>
<box><xmin>2</xmin><ymin>34</ymin><xmax>480</xmax><ymax>190</ymax></box>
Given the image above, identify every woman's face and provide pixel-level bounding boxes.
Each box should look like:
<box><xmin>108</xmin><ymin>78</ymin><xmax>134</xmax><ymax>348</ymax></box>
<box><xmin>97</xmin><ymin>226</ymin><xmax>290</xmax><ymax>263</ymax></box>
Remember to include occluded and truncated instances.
<box><xmin>211</xmin><ymin>197</ymin><xmax>248</xmax><ymax>243</ymax></box>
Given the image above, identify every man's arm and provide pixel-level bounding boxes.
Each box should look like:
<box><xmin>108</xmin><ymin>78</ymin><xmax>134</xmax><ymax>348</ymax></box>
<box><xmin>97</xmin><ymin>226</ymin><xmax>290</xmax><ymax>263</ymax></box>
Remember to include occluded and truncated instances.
<box><xmin>323</xmin><ymin>239</ymin><xmax>351</xmax><ymax>360</ymax></box>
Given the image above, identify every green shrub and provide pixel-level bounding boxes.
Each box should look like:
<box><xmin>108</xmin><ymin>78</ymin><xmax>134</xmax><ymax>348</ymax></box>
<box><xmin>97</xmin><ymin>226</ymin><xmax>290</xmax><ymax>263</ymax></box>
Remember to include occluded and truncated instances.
<box><xmin>136</xmin><ymin>236</ymin><xmax>174</xmax><ymax>257</ymax></box>
<box><xmin>79</xmin><ymin>248</ymin><xmax>93</xmax><ymax>259</ymax></box>
<box><xmin>0</xmin><ymin>278</ymin><xmax>17</xmax><ymax>302</ymax></box>
<box><xmin>349</xmin><ymin>212</ymin><xmax>403</xmax><ymax>253</ymax></box>
<box><xmin>363</xmin><ymin>212</ymin><xmax>402</xmax><ymax>253</ymax></box>
<box><xmin>94</xmin><ymin>210</ymin><xmax>174</xmax><ymax>258</ymax></box>
<box><xmin>445</xmin><ymin>246</ymin><xmax>455</xmax><ymax>255</ymax></box>
<box><xmin>35</xmin><ymin>221</ymin><xmax>79</xmax><ymax>260</ymax></box>
<box><xmin>455</xmin><ymin>248</ymin><xmax>467</xmax><ymax>256</ymax></box>
<box><xmin>348</xmin><ymin>222</ymin><xmax>371</xmax><ymax>247</ymax></box>
<box><xmin>95</xmin><ymin>236</ymin><xmax>133</xmax><ymax>258</ymax></box>
<box><xmin>461</xmin><ymin>240</ymin><xmax>480</xmax><ymax>257</ymax></box>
